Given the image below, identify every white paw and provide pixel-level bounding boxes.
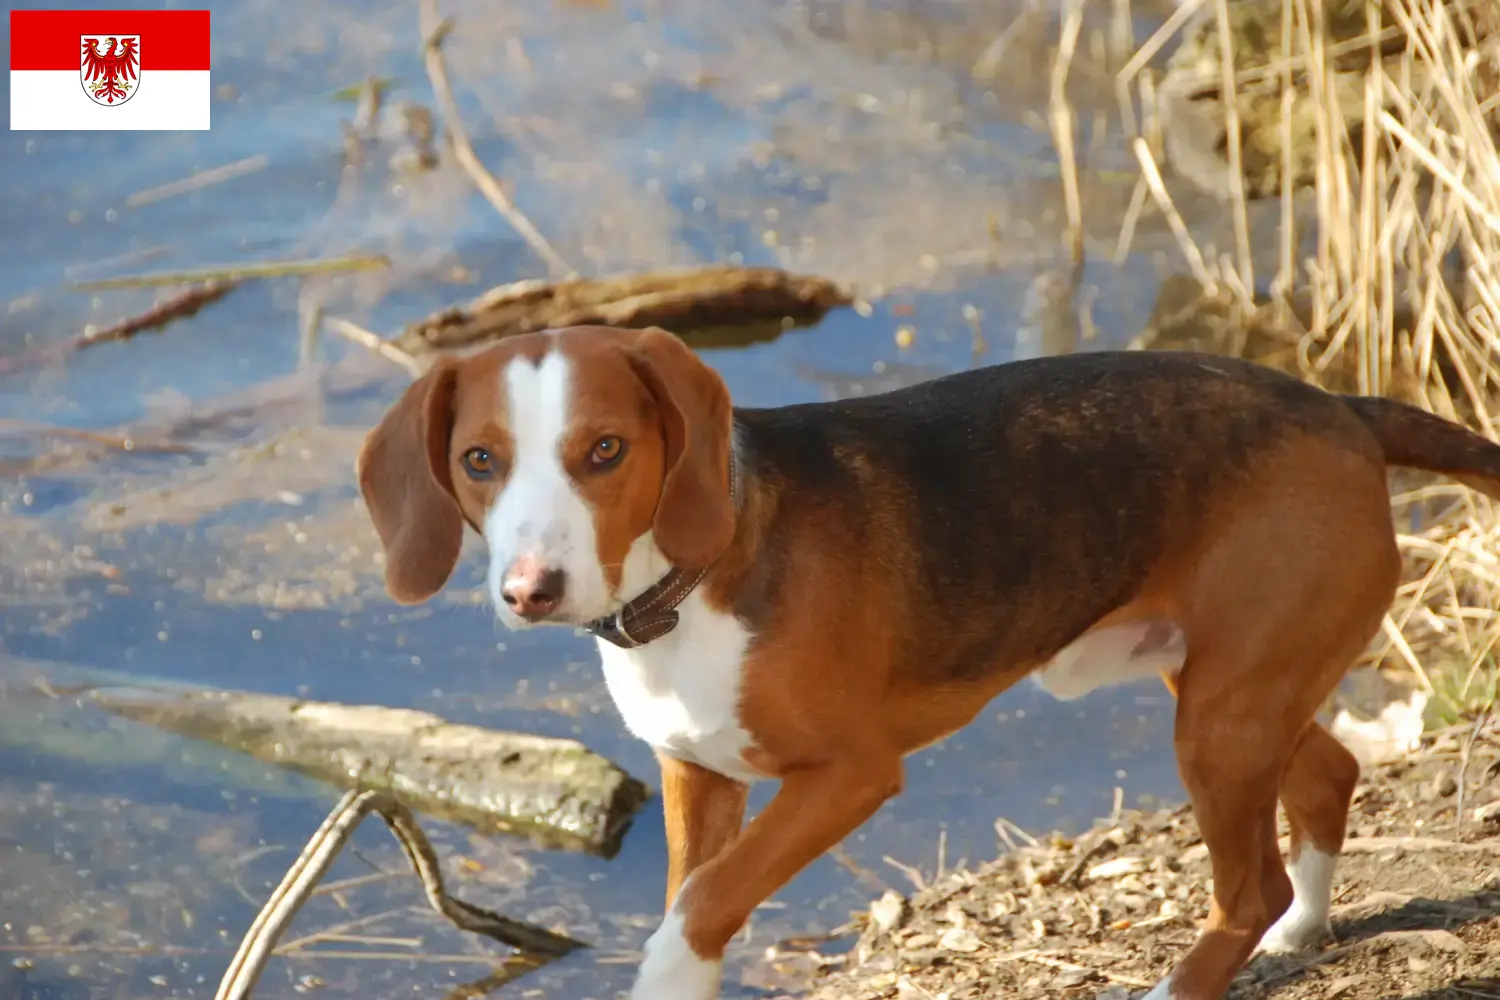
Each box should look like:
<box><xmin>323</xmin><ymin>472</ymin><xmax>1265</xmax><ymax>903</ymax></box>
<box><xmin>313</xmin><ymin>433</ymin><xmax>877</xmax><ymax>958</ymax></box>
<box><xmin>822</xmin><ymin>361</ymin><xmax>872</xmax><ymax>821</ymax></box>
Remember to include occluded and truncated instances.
<box><xmin>628</xmin><ymin>910</ymin><xmax>722</xmax><ymax>1000</ymax></box>
<box><xmin>1256</xmin><ymin>909</ymin><xmax>1333</xmax><ymax>955</ymax></box>
<box><xmin>1257</xmin><ymin>846</ymin><xmax>1337</xmax><ymax>955</ymax></box>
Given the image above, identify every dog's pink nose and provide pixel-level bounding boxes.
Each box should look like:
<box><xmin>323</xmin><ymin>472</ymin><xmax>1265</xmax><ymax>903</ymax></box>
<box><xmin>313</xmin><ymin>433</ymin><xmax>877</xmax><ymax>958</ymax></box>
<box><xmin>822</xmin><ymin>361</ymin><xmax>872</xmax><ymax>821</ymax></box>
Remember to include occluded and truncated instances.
<box><xmin>501</xmin><ymin>558</ymin><xmax>566</xmax><ymax>621</ymax></box>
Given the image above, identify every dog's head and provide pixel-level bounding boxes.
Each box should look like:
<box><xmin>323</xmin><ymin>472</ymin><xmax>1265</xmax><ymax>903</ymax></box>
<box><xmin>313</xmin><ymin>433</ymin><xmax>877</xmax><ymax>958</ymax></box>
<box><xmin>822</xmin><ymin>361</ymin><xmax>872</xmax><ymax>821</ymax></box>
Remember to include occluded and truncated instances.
<box><xmin>356</xmin><ymin>325</ymin><xmax>736</xmax><ymax>628</ymax></box>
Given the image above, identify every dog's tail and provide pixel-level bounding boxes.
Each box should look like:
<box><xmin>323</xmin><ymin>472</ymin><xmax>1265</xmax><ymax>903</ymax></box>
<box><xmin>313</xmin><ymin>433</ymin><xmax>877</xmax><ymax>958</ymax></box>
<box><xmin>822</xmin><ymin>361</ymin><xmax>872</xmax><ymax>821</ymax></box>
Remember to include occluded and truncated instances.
<box><xmin>1342</xmin><ymin>394</ymin><xmax>1500</xmax><ymax>500</ymax></box>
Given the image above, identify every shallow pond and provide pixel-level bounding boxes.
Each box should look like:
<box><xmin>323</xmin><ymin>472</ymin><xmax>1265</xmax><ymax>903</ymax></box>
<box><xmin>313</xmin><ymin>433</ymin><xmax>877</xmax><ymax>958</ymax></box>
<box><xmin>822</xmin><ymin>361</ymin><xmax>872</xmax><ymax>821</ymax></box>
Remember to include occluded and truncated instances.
<box><xmin>0</xmin><ymin>0</ymin><xmax>1232</xmax><ymax>996</ymax></box>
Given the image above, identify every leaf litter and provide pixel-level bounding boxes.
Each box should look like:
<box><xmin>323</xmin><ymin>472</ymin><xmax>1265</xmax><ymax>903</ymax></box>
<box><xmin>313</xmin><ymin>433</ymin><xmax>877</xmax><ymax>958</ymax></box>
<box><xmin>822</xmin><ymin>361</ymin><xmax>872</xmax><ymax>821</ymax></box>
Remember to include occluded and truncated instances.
<box><xmin>769</xmin><ymin>718</ymin><xmax>1500</xmax><ymax>1000</ymax></box>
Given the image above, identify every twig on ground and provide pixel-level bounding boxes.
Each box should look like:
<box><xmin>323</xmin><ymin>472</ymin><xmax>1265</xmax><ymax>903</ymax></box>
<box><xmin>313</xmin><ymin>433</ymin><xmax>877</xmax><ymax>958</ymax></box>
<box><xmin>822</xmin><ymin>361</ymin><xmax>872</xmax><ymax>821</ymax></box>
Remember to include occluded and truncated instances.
<box><xmin>882</xmin><ymin>855</ymin><xmax>928</xmax><ymax>893</ymax></box>
<box><xmin>323</xmin><ymin>316</ymin><xmax>425</xmax><ymax>377</ymax></box>
<box><xmin>1022</xmin><ymin>951</ymin><xmax>1156</xmax><ymax>989</ymax></box>
<box><xmin>214</xmin><ymin>788</ymin><xmax>586</xmax><ymax>1000</ymax></box>
<box><xmin>1060</xmin><ymin>834</ymin><xmax>1114</xmax><ymax>889</ymax></box>
<box><xmin>1456</xmin><ymin>700</ymin><xmax>1495</xmax><ymax>833</ymax></box>
<box><xmin>417</xmin><ymin>0</ymin><xmax>574</xmax><ymax>279</ymax></box>
<box><xmin>828</xmin><ymin>845</ymin><xmax>894</xmax><ymax>896</ymax></box>
<box><xmin>996</xmin><ymin>816</ymin><xmax>1041</xmax><ymax>849</ymax></box>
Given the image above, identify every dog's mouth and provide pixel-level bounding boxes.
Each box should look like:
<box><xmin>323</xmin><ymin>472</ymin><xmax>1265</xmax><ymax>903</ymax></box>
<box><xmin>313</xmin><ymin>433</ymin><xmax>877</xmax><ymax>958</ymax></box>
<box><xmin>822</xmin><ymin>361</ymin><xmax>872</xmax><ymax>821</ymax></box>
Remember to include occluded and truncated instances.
<box><xmin>493</xmin><ymin>596</ymin><xmax>605</xmax><ymax>631</ymax></box>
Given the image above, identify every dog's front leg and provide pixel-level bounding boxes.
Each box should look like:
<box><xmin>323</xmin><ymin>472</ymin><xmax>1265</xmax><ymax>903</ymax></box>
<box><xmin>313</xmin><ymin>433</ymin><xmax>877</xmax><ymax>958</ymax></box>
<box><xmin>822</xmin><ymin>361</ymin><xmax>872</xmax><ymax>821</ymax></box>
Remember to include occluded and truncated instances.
<box><xmin>629</xmin><ymin>754</ymin><xmax>903</xmax><ymax>1000</ymax></box>
<box><xmin>658</xmin><ymin>753</ymin><xmax>749</xmax><ymax>911</ymax></box>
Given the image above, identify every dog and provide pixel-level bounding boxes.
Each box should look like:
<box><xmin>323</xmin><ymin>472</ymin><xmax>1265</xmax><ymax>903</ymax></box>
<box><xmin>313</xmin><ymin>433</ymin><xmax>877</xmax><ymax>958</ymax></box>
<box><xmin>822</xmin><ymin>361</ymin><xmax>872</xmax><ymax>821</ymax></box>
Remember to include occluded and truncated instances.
<box><xmin>356</xmin><ymin>324</ymin><xmax>1500</xmax><ymax>1000</ymax></box>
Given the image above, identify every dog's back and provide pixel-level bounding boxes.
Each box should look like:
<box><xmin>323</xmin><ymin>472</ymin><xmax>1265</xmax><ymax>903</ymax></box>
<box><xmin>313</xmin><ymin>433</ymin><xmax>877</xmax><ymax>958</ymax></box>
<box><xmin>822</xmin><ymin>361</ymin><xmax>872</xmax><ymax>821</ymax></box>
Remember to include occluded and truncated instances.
<box><xmin>729</xmin><ymin>351</ymin><xmax>1416</xmax><ymax>685</ymax></box>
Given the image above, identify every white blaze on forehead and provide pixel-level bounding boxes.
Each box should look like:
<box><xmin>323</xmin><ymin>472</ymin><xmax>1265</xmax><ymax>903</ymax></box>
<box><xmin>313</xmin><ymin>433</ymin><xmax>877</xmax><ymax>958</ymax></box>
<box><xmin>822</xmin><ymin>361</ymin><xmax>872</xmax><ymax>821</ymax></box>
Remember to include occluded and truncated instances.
<box><xmin>483</xmin><ymin>348</ymin><xmax>611</xmax><ymax>624</ymax></box>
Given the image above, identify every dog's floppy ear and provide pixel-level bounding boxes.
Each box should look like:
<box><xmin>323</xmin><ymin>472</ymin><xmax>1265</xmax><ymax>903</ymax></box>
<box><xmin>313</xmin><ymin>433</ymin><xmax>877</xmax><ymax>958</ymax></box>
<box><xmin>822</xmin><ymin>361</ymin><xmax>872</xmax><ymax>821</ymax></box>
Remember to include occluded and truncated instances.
<box><xmin>626</xmin><ymin>327</ymin><xmax>735</xmax><ymax>568</ymax></box>
<box><xmin>356</xmin><ymin>359</ymin><xmax>465</xmax><ymax>604</ymax></box>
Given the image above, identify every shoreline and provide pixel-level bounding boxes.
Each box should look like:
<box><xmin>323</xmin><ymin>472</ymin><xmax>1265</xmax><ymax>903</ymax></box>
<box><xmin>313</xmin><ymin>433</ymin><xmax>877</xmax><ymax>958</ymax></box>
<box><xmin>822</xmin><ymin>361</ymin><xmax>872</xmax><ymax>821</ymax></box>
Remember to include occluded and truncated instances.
<box><xmin>777</xmin><ymin>717</ymin><xmax>1500</xmax><ymax>1000</ymax></box>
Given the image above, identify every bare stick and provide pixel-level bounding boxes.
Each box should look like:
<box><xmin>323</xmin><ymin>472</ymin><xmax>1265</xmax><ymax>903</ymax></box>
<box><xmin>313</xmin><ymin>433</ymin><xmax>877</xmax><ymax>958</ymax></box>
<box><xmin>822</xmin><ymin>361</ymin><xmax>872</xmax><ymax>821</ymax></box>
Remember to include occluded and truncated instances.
<box><xmin>1131</xmin><ymin>137</ymin><xmax>1218</xmax><ymax>291</ymax></box>
<box><xmin>1213</xmin><ymin>0</ymin><xmax>1255</xmax><ymax>303</ymax></box>
<box><xmin>323</xmin><ymin>315</ymin><xmax>425</xmax><ymax>377</ymax></box>
<box><xmin>71</xmin><ymin>255</ymin><xmax>389</xmax><ymax>291</ymax></box>
<box><xmin>0</xmin><ymin>417</ymin><xmax>193</xmax><ymax>455</ymax></box>
<box><xmin>377</xmin><ymin>803</ymin><xmax>586</xmax><ymax>955</ymax></box>
<box><xmin>1117</xmin><ymin>0</ymin><xmax>1209</xmax><ymax>84</ymax></box>
<box><xmin>1455</xmin><ymin>699</ymin><xmax>1494</xmax><ymax>833</ymax></box>
<box><xmin>88</xmin><ymin>281</ymin><xmax>239</xmax><ymax>346</ymax></box>
<box><xmin>418</xmin><ymin>0</ymin><xmax>574</xmax><ymax>279</ymax></box>
<box><xmin>214</xmin><ymin>789</ymin><xmax>586</xmax><ymax>1000</ymax></box>
<box><xmin>126</xmin><ymin>155</ymin><xmax>269</xmax><ymax>208</ymax></box>
<box><xmin>216</xmin><ymin>790</ymin><xmax>377</xmax><ymax>1000</ymax></box>
<box><xmin>0</xmin><ymin>281</ymin><xmax>239</xmax><ymax>374</ymax></box>
<box><xmin>1049</xmin><ymin>0</ymin><xmax>1086</xmax><ymax>251</ymax></box>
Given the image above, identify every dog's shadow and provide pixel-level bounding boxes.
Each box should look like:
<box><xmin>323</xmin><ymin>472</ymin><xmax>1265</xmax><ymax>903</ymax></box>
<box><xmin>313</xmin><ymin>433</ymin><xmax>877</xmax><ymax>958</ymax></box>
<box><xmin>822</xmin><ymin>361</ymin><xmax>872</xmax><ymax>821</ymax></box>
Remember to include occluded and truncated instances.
<box><xmin>1234</xmin><ymin>887</ymin><xmax>1500</xmax><ymax>998</ymax></box>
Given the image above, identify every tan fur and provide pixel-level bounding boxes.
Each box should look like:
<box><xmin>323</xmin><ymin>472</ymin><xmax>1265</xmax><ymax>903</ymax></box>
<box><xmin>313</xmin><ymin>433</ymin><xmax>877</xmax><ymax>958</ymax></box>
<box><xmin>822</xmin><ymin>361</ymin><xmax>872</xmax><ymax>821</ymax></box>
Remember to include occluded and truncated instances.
<box><xmin>359</xmin><ymin>329</ymin><xmax>1495</xmax><ymax>1000</ymax></box>
<box><xmin>356</xmin><ymin>357</ymin><xmax>464</xmax><ymax>604</ymax></box>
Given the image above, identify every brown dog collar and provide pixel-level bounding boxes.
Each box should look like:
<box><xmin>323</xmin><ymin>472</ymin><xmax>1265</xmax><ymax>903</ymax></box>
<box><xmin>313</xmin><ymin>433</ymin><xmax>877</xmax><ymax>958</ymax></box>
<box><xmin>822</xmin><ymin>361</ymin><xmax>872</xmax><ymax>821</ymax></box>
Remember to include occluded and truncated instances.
<box><xmin>585</xmin><ymin>459</ymin><xmax>738</xmax><ymax>650</ymax></box>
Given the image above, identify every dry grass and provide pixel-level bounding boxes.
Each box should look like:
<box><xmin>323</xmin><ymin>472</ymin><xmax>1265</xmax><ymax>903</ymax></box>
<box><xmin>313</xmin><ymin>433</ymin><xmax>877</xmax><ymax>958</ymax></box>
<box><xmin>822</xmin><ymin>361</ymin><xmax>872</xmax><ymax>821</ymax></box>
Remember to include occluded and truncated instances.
<box><xmin>1110</xmin><ymin>0</ymin><xmax>1500</xmax><ymax>719</ymax></box>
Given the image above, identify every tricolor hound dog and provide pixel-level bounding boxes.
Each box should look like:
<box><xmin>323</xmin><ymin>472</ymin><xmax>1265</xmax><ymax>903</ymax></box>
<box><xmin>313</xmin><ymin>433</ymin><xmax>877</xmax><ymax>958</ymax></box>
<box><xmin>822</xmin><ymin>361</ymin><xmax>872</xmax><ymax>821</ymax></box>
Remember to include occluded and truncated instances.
<box><xmin>357</xmin><ymin>324</ymin><xmax>1500</xmax><ymax>1000</ymax></box>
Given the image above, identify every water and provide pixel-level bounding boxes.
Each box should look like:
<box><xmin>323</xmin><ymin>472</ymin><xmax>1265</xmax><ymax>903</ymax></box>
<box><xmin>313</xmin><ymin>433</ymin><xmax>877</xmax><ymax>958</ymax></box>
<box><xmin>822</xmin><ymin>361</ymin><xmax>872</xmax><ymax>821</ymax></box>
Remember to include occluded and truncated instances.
<box><xmin>0</xmin><ymin>0</ymin><xmax>1216</xmax><ymax>996</ymax></box>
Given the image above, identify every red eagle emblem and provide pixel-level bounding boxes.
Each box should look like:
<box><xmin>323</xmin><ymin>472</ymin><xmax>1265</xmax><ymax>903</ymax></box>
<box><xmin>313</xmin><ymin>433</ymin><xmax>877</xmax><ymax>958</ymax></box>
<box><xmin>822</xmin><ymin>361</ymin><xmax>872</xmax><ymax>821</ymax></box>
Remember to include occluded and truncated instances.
<box><xmin>81</xmin><ymin>35</ymin><xmax>141</xmax><ymax>106</ymax></box>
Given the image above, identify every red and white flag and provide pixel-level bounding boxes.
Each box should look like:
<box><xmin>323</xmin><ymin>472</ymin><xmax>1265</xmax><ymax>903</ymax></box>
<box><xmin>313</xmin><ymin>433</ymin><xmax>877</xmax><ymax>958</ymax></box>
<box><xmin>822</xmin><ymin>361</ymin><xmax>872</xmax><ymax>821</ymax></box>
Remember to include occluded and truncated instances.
<box><xmin>9</xmin><ymin>9</ymin><xmax>211</xmax><ymax>131</ymax></box>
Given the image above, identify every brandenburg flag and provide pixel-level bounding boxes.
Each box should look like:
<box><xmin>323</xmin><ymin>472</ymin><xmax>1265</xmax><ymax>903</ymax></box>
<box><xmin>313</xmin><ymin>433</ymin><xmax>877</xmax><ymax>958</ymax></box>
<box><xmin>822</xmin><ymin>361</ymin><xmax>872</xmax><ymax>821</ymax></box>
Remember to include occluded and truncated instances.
<box><xmin>9</xmin><ymin>9</ymin><xmax>211</xmax><ymax>130</ymax></box>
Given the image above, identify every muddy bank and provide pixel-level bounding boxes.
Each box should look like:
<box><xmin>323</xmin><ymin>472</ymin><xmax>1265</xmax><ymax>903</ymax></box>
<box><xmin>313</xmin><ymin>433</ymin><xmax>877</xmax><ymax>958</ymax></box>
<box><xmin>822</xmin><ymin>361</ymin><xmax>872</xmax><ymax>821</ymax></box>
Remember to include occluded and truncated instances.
<box><xmin>784</xmin><ymin>717</ymin><xmax>1500</xmax><ymax>1000</ymax></box>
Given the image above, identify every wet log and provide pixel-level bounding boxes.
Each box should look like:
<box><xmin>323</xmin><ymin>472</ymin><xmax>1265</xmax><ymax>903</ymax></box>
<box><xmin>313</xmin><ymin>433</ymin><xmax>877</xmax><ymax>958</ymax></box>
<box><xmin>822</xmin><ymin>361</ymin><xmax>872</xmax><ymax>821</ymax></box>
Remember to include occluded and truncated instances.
<box><xmin>94</xmin><ymin>688</ymin><xmax>651</xmax><ymax>858</ymax></box>
<box><xmin>395</xmin><ymin>264</ymin><xmax>854</xmax><ymax>355</ymax></box>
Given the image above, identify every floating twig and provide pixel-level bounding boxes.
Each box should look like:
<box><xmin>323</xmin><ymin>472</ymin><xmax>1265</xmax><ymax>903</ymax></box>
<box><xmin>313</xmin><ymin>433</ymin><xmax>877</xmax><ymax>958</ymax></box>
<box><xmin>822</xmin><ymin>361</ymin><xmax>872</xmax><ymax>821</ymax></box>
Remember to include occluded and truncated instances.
<box><xmin>126</xmin><ymin>155</ymin><xmax>270</xmax><ymax>208</ymax></box>
<box><xmin>1455</xmin><ymin>699</ymin><xmax>1494</xmax><ymax>833</ymax></box>
<box><xmin>417</xmin><ymin>0</ymin><xmax>574</xmax><ymax>279</ymax></box>
<box><xmin>80</xmin><ymin>280</ymin><xmax>238</xmax><ymax>346</ymax></box>
<box><xmin>323</xmin><ymin>315</ymin><xmax>425</xmax><ymax>377</ymax></box>
<box><xmin>215</xmin><ymin>788</ymin><xmax>586</xmax><ymax>1000</ymax></box>
<box><xmin>71</xmin><ymin>254</ymin><xmax>390</xmax><ymax>291</ymax></box>
<box><xmin>0</xmin><ymin>417</ymin><xmax>194</xmax><ymax>456</ymax></box>
<box><xmin>0</xmin><ymin>281</ymin><xmax>239</xmax><ymax>374</ymax></box>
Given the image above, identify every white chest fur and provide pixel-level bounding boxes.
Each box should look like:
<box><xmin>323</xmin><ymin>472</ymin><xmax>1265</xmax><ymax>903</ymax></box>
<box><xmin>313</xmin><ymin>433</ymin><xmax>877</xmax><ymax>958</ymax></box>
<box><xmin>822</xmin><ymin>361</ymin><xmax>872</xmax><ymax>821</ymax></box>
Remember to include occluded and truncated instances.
<box><xmin>596</xmin><ymin>588</ymin><xmax>764</xmax><ymax>785</ymax></box>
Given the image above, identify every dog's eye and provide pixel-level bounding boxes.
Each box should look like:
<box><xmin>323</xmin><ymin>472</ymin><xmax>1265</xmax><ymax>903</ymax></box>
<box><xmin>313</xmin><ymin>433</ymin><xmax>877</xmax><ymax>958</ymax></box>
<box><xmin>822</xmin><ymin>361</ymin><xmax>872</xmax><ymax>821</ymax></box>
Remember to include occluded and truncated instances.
<box><xmin>590</xmin><ymin>436</ymin><xmax>626</xmax><ymax>467</ymax></box>
<box><xmin>461</xmin><ymin>447</ymin><xmax>496</xmax><ymax>479</ymax></box>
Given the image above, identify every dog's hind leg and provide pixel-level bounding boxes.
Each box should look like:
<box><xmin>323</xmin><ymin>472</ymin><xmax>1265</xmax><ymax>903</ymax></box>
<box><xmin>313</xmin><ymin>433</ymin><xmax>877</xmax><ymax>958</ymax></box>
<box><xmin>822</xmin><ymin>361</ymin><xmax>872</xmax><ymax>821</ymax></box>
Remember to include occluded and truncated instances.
<box><xmin>1143</xmin><ymin>445</ymin><xmax>1400</xmax><ymax>1000</ymax></box>
<box><xmin>1257</xmin><ymin>721</ymin><xmax>1362</xmax><ymax>954</ymax></box>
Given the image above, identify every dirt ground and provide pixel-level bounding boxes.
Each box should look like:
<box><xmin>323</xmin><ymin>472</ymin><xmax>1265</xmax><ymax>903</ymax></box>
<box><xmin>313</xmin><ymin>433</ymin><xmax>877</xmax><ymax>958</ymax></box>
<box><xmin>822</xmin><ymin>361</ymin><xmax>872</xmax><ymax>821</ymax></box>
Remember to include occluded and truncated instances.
<box><xmin>778</xmin><ymin>717</ymin><xmax>1500</xmax><ymax>1000</ymax></box>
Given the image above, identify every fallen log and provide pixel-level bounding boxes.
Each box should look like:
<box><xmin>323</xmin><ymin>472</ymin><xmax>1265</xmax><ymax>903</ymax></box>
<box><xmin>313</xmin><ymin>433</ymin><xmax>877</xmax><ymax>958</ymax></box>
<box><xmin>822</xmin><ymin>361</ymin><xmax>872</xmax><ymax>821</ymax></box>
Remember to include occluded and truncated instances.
<box><xmin>93</xmin><ymin>687</ymin><xmax>650</xmax><ymax>858</ymax></box>
<box><xmin>394</xmin><ymin>264</ymin><xmax>854</xmax><ymax>355</ymax></box>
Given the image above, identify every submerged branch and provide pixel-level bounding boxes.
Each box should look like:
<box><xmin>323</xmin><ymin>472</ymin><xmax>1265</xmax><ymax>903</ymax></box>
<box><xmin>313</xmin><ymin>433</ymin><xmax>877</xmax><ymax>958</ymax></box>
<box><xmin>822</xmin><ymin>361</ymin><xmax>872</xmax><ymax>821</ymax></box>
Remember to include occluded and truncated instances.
<box><xmin>418</xmin><ymin>0</ymin><xmax>574</xmax><ymax>279</ymax></box>
<box><xmin>214</xmin><ymin>788</ymin><xmax>585</xmax><ymax>1000</ymax></box>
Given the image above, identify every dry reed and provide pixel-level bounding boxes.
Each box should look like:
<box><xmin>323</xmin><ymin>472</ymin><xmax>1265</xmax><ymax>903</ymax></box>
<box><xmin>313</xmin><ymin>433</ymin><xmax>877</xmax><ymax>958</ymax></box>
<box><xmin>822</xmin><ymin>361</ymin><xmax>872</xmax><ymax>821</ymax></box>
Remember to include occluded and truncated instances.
<box><xmin>1113</xmin><ymin>0</ymin><xmax>1500</xmax><ymax>716</ymax></box>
